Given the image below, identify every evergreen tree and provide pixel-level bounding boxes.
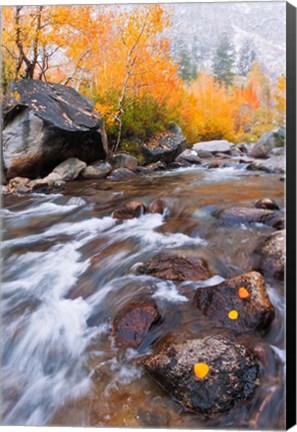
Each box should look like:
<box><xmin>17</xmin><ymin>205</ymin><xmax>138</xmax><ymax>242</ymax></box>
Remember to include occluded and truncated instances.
<box><xmin>237</xmin><ymin>38</ymin><xmax>257</xmax><ymax>76</ymax></box>
<box><xmin>212</xmin><ymin>34</ymin><xmax>235</xmax><ymax>87</ymax></box>
<box><xmin>175</xmin><ymin>39</ymin><xmax>197</xmax><ymax>82</ymax></box>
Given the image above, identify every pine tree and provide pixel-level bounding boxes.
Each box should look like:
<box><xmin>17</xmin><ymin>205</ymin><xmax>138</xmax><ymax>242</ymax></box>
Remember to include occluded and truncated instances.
<box><xmin>237</xmin><ymin>38</ymin><xmax>256</xmax><ymax>76</ymax></box>
<box><xmin>212</xmin><ymin>34</ymin><xmax>235</xmax><ymax>87</ymax></box>
<box><xmin>174</xmin><ymin>39</ymin><xmax>197</xmax><ymax>82</ymax></box>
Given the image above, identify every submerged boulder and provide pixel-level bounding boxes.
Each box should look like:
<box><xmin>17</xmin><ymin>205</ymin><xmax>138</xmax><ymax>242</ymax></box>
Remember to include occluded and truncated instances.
<box><xmin>112</xmin><ymin>201</ymin><xmax>147</xmax><ymax>220</ymax></box>
<box><xmin>254</xmin><ymin>230</ymin><xmax>285</xmax><ymax>280</ymax></box>
<box><xmin>113</xmin><ymin>299</ymin><xmax>161</xmax><ymax>348</ymax></box>
<box><xmin>193</xmin><ymin>271</ymin><xmax>275</xmax><ymax>332</ymax></box>
<box><xmin>142</xmin><ymin>335</ymin><xmax>259</xmax><ymax>415</ymax></box>
<box><xmin>136</xmin><ymin>251</ymin><xmax>212</xmax><ymax>282</ymax></box>
<box><xmin>3</xmin><ymin>80</ymin><xmax>108</xmax><ymax>180</ymax></box>
<box><xmin>141</xmin><ymin>124</ymin><xmax>186</xmax><ymax>164</ymax></box>
<box><xmin>149</xmin><ymin>198</ymin><xmax>168</xmax><ymax>214</ymax></box>
<box><xmin>215</xmin><ymin>207</ymin><xmax>274</xmax><ymax>224</ymax></box>
<box><xmin>193</xmin><ymin>140</ymin><xmax>233</xmax><ymax>154</ymax></box>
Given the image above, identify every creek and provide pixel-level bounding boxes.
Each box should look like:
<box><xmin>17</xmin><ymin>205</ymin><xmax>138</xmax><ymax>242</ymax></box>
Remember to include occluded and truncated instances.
<box><xmin>1</xmin><ymin>165</ymin><xmax>285</xmax><ymax>428</ymax></box>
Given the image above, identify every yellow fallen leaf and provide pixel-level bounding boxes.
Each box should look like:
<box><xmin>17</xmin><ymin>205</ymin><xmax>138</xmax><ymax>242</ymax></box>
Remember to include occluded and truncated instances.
<box><xmin>228</xmin><ymin>310</ymin><xmax>239</xmax><ymax>320</ymax></box>
<box><xmin>194</xmin><ymin>362</ymin><xmax>209</xmax><ymax>379</ymax></box>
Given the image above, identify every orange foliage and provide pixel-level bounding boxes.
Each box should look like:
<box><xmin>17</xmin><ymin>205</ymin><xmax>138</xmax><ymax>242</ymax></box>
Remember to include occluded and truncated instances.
<box><xmin>2</xmin><ymin>5</ymin><xmax>284</xmax><ymax>147</ymax></box>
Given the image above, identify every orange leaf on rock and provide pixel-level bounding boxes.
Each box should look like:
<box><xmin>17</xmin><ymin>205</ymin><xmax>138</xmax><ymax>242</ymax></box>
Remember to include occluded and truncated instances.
<box><xmin>238</xmin><ymin>287</ymin><xmax>250</xmax><ymax>299</ymax></box>
<box><xmin>194</xmin><ymin>363</ymin><xmax>209</xmax><ymax>379</ymax></box>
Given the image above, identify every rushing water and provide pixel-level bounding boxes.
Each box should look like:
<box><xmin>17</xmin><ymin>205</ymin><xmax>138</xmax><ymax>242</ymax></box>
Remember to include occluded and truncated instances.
<box><xmin>1</xmin><ymin>165</ymin><xmax>285</xmax><ymax>428</ymax></box>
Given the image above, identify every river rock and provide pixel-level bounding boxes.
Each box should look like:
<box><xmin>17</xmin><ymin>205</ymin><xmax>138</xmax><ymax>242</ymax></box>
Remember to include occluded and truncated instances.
<box><xmin>7</xmin><ymin>177</ymin><xmax>31</xmax><ymax>194</ymax></box>
<box><xmin>107</xmin><ymin>153</ymin><xmax>139</xmax><ymax>171</ymax></box>
<box><xmin>194</xmin><ymin>271</ymin><xmax>274</xmax><ymax>332</ymax></box>
<box><xmin>215</xmin><ymin>207</ymin><xmax>274</xmax><ymax>224</ymax></box>
<box><xmin>208</xmin><ymin>160</ymin><xmax>225</xmax><ymax>169</ymax></box>
<box><xmin>247</xmin><ymin>156</ymin><xmax>284</xmax><ymax>174</ymax></box>
<box><xmin>52</xmin><ymin>157</ymin><xmax>86</xmax><ymax>181</ymax></box>
<box><xmin>255</xmin><ymin>198</ymin><xmax>279</xmax><ymax>210</ymax></box>
<box><xmin>249</xmin><ymin>130</ymin><xmax>283</xmax><ymax>158</ymax></box>
<box><xmin>272</xmin><ymin>218</ymin><xmax>284</xmax><ymax>230</ymax></box>
<box><xmin>193</xmin><ymin>140</ymin><xmax>232</xmax><ymax>154</ymax></box>
<box><xmin>141</xmin><ymin>124</ymin><xmax>186</xmax><ymax>164</ymax></box>
<box><xmin>254</xmin><ymin>230</ymin><xmax>285</xmax><ymax>280</ymax></box>
<box><xmin>142</xmin><ymin>335</ymin><xmax>259</xmax><ymax>415</ymax></box>
<box><xmin>136</xmin><ymin>251</ymin><xmax>212</xmax><ymax>281</ymax></box>
<box><xmin>147</xmin><ymin>161</ymin><xmax>167</xmax><ymax>171</ymax></box>
<box><xmin>167</xmin><ymin>161</ymin><xmax>189</xmax><ymax>169</ymax></box>
<box><xmin>149</xmin><ymin>198</ymin><xmax>167</xmax><ymax>214</ymax></box>
<box><xmin>112</xmin><ymin>201</ymin><xmax>147</xmax><ymax>220</ymax></box>
<box><xmin>269</xmin><ymin>147</ymin><xmax>284</xmax><ymax>157</ymax></box>
<box><xmin>196</xmin><ymin>150</ymin><xmax>213</xmax><ymax>159</ymax></box>
<box><xmin>3</xmin><ymin>80</ymin><xmax>108</xmax><ymax>180</ymax></box>
<box><xmin>176</xmin><ymin>149</ymin><xmax>201</xmax><ymax>164</ymax></box>
<box><xmin>112</xmin><ymin>299</ymin><xmax>161</xmax><ymax>348</ymax></box>
<box><xmin>107</xmin><ymin>167</ymin><xmax>137</xmax><ymax>180</ymax></box>
<box><xmin>238</xmin><ymin>142</ymin><xmax>253</xmax><ymax>154</ymax></box>
<box><xmin>81</xmin><ymin>161</ymin><xmax>112</xmax><ymax>179</ymax></box>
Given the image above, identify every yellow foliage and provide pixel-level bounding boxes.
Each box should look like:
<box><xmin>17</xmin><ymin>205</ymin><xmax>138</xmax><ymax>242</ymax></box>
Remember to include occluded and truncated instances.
<box><xmin>2</xmin><ymin>5</ymin><xmax>284</xmax><ymax>146</ymax></box>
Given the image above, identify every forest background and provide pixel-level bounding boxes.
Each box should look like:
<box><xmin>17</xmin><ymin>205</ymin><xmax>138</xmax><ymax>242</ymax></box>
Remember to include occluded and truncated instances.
<box><xmin>1</xmin><ymin>3</ymin><xmax>286</xmax><ymax>155</ymax></box>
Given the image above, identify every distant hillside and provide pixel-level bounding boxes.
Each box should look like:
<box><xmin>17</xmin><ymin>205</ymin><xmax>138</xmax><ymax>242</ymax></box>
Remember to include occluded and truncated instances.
<box><xmin>168</xmin><ymin>2</ymin><xmax>286</xmax><ymax>80</ymax></box>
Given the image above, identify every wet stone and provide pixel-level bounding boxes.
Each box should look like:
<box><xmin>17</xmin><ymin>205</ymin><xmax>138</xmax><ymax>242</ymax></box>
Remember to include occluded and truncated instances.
<box><xmin>136</xmin><ymin>251</ymin><xmax>212</xmax><ymax>282</ymax></box>
<box><xmin>272</xmin><ymin>218</ymin><xmax>284</xmax><ymax>230</ymax></box>
<box><xmin>107</xmin><ymin>168</ymin><xmax>137</xmax><ymax>180</ymax></box>
<box><xmin>112</xmin><ymin>201</ymin><xmax>147</xmax><ymax>220</ymax></box>
<box><xmin>7</xmin><ymin>177</ymin><xmax>31</xmax><ymax>194</ymax></box>
<box><xmin>193</xmin><ymin>271</ymin><xmax>274</xmax><ymax>332</ymax></box>
<box><xmin>149</xmin><ymin>198</ymin><xmax>167</xmax><ymax>214</ymax></box>
<box><xmin>254</xmin><ymin>230</ymin><xmax>285</xmax><ymax>280</ymax></box>
<box><xmin>208</xmin><ymin>160</ymin><xmax>225</xmax><ymax>169</ymax></box>
<box><xmin>215</xmin><ymin>207</ymin><xmax>274</xmax><ymax>224</ymax></box>
<box><xmin>142</xmin><ymin>335</ymin><xmax>259</xmax><ymax>416</ymax></box>
<box><xmin>112</xmin><ymin>299</ymin><xmax>161</xmax><ymax>348</ymax></box>
<box><xmin>255</xmin><ymin>198</ymin><xmax>280</xmax><ymax>210</ymax></box>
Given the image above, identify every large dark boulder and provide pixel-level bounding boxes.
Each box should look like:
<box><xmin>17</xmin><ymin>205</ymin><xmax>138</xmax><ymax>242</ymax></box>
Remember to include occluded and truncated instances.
<box><xmin>142</xmin><ymin>335</ymin><xmax>259</xmax><ymax>415</ymax></box>
<box><xmin>193</xmin><ymin>271</ymin><xmax>275</xmax><ymax>332</ymax></box>
<box><xmin>3</xmin><ymin>80</ymin><xmax>108</xmax><ymax>179</ymax></box>
<box><xmin>141</xmin><ymin>124</ymin><xmax>186</xmax><ymax>164</ymax></box>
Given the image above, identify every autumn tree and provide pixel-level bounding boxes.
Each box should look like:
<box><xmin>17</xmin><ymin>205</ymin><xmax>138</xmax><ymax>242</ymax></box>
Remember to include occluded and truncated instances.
<box><xmin>212</xmin><ymin>34</ymin><xmax>235</xmax><ymax>87</ymax></box>
<box><xmin>274</xmin><ymin>75</ymin><xmax>286</xmax><ymax>126</ymax></box>
<box><xmin>92</xmin><ymin>5</ymin><xmax>179</xmax><ymax>152</ymax></box>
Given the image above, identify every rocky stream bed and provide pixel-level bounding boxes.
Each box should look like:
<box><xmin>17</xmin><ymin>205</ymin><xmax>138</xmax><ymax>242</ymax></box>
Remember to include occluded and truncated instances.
<box><xmin>1</xmin><ymin>163</ymin><xmax>285</xmax><ymax>429</ymax></box>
